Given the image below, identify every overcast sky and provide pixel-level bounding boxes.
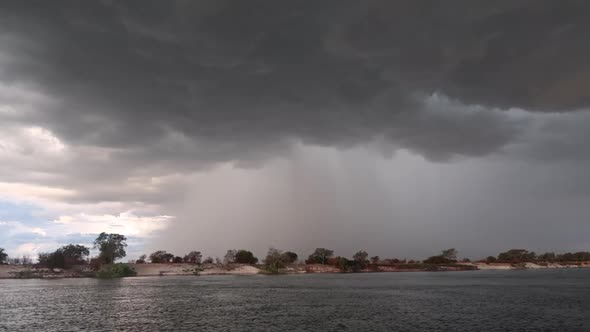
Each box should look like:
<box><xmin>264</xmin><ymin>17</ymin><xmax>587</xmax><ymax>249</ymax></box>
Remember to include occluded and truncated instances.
<box><xmin>1</xmin><ymin>1</ymin><xmax>590</xmax><ymax>260</ymax></box>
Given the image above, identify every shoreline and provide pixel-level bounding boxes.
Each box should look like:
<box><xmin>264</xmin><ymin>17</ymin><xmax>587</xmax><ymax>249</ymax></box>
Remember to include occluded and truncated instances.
<box><xmin>2</xmin><ymin>262</ymin><xmax>589</xmax><ymax>279</ymax></box>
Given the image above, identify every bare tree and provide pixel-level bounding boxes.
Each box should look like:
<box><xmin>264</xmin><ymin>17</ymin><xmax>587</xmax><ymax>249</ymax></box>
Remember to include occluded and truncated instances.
<box><xmin>224</xmin><ymin>249</ymin><xmax>237</xmax><ymax>264</ymax></box>
<box><xmin>441</xmin><ymin>248</ymin><xmax>458</xmax><ymax>261</ymax></box>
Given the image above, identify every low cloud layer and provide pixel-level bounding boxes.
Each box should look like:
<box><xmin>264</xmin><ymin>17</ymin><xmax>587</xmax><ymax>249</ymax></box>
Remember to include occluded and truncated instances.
<box><xmin>1</xmin><ymin>1</ymin><xmax>590</xmax><ymax>258</ymax></box>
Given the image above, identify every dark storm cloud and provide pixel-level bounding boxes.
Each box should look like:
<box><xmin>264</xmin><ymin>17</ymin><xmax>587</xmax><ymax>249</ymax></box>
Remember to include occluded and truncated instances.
<box><xmin>2</xmin><ymin>0</ymin><xmax>589</xmax><ymax>165</ymax></box>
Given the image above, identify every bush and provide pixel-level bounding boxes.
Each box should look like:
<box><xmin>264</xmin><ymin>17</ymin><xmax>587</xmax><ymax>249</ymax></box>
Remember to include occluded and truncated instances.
<box><xmin>306</xmin><ymin>248</ymin><xmax>334</xmax><ymax>265</ymax></box>
<box><xmin>38</xmin><ymin>245</ymin><xmax>90</xmax><ymax>269</ymax></box>
<box><xmin>423</xmin><ymin>255</ymin><xmax>453</xmax><ymax>264</ymax></box>
<box><xmin>557</xmin><ymin>252</ymin><xmax>590</xmax><ymax>262</ymax></box>
<box><xmin>15</xmin><ymin>269</ymin><xmax>35</xmax><ymax>278</ymax></box>
<box><xmin>282</xmin><ymin>251</ymin><xmax>298</xmax><ymax>264</ymax></box>
<box><xmin>262</xmin><ymin>248</ymin><xmax>300</xmax><ymax>273</ymax></box>
<box><xmin>173</xmin><ymin>256</ymin><xmax>183</xmax><ymax>263</ymax></box>
<box><xmin>234</xmin><ymin>250</ymin><xmax>258</xmax><ymax>264</ymax></box>
<box><xmin>38</xmin><ymin>251</ymin><xmax>66</xmax><ymax>269</ymax></box>
<box><xmin>332</xmin><ymin>256</ymin><xmax>365</xmax><ymax>272</ymax></box>
<box><xmin>96</xmin><ymin>264</ymin><xmax>137</xmax><ymax>279</ymax></box>
<box><xmin>497</xmin><ymin>249</ymin><xmax>536</xmax><ymax>263</ymax></box>
<box><xmin>353</xmin><ymin>250</ymin><xmax>369</xmax><ymax>269</ymax></box>
<box><xmin>149</xmin><ymin>250</ymin><xmax>174</xmax><ymax>263</ymax></box>
<box><xmin>136</xmin><ymin>254</ymin><xmax>147</xmax><ymax>264</ymax></box>
<box><xmin>183</xmin><ymin>251</ymin><xmax>202</xmax><ymax>264</ymax></box>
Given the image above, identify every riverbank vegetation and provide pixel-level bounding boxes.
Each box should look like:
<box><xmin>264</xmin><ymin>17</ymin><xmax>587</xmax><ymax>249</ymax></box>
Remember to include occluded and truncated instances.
<box><xmin>2</xmin><ymin>238</ymin><xmax>590</xmax><ymax>279</ymax></box>
<box><xmin>96</xmin><ymin>263</ymin><xmax>137</xmax><ymax>279</ymax></box>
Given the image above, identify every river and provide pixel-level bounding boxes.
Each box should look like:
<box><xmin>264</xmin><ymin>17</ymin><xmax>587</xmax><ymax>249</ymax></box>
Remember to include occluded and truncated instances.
<box><xmin>1</xmin><ymin>269</ymin><xmax>589</xmax><ymax>331</ymax></box>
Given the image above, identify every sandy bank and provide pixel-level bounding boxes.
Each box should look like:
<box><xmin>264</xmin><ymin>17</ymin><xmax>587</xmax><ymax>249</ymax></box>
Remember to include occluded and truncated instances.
<box><xmin>471</xmin><ymin>263</ymin><xmax>514</xmax><ymax>270</ymax></box>
<box><xmin>2</xmin><ymin>261</ymin><xmax>589</xmax><ymax>279</ymax></box>
<box><xmin>130</xmin><ymin>263</ymin><xmax>261</xmax><ymax>276</ymax></box>
<box><xmin>0</xmin><ymin>265</ymin><xmax>21</xmax><ymax>278</ymax></box>
<box><xmin>462</xmin><ymin>262</ymin><xmax>590</xmax><ymax>270</ymax></box>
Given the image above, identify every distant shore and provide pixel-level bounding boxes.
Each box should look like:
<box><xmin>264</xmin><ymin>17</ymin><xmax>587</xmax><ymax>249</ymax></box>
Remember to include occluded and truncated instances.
<box><xmin>2</xmin><ymin>261</ymin><xmax>589</xmax><ymax>279</ymax></box>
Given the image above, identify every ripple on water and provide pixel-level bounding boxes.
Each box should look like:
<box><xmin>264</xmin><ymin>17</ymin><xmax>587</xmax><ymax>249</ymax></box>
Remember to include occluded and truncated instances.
<box><xmin>1</xmin><ymin>270</ymin><xmax>589</xmax><ymax>331</ymax></box>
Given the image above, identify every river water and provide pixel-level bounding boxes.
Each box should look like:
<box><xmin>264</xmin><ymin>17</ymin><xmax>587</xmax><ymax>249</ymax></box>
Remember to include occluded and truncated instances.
<box><xmin>1</xmin><ymin>269</ymin><xmax>589</xmax><ymax>331</ymax></box>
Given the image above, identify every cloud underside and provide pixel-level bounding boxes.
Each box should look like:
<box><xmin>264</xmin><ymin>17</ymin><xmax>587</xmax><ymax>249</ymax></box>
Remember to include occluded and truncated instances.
<box><xmin>1</xmin><ymin>0</ymin><xmax>590</xmax><ymax>162</ymax></box>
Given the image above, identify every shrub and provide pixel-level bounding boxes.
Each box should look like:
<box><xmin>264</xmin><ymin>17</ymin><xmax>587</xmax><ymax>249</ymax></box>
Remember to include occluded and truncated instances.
<box><xmin>353</xmin><ymin>250</ymin><xmax>369</xmax><ymax>269</ymax></box>
<box><xmin>334</xmin><ymin>256</ymin><xmax>350</xmax><ymax>272</ymax></box>
<box><xmin>136</xmin><ymin>254</ymin><xmax>147</xmax><ymax>264</ymax></box>
<box><xmin>96</xmin><ymin>264</ymin><xmax>137</xmax><ymax>279</ymax></box>
<box><xmin>149</xmin><ymin>250</ymin><xmax>174</xmax><ymax>263</ymax></box>
<box><xmin>497</xmin><ymin>249</ymin><xmax>536</xmax><ymax>263</ymax></box>
<box><xmin>183</xmin><ymin>251</ymin><xmax>202</xmax><ymax>264</ymax></box>
<box><xmin>37</xmin><ymin>244</ymin><xmax>90</xmax><ymax>269</ymax></box>
<box><xmin>423</xmin><ymin>255</ymin><xmax>453</xmax><ymax>265</ymax></box>
<box><xmin>306</xmin><ymin>248</ymin><xmax>334</xmax><ymax>265</ymax></box>
<box><xmin>234</xmin><ymin>250</ymin><xmax>258</xmax><ymax>264</ymax></box>
<box><xmin>38</xmin><ymin>251</ymin><xmax>65</xmax><ymax>269</ymax></box>
<box><xmin>15</xmin><ymin>269</ymin><xmax>35</xmax><ymax>278</ymax></box>
<box><xmin>173</xmin><ymin>256</ymin><xmax>183</xmax><ymax>263</ymax></box>
<box><xmin>557</xmin><ymin>252</ymin><xmax>590</xmax><ymax>262</ymax></box>
<box><xmin>264</xmin><ymin>248</ymin><xmax>288</xmax><ymax>273</ymax></box>
<box><xmin>282</xmin><ymin>251</ymin><xmax>298</xmax><ymax>264</ymax></box>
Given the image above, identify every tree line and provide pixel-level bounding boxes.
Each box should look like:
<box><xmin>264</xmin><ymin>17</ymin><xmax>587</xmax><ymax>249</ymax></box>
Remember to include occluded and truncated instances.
<box><xmin>2</xmin><ymin>241</ymin><xmax>590</xmax><ymax>272</ymax></box>
<box><xmin>0</xmin><ymin>233</ymin><xmax>128</xmax><ymax>270</ymax></box>
<box><xmin>484</xmin><ymin>249</ymin><xmax>590</xmax><ymax>264</ymax></box>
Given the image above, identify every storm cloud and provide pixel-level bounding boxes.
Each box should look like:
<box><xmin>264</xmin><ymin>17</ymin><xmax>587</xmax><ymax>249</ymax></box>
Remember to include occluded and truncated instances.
<box><xmin>1</xmin><ymin>1</ymin><xmax>590</xmax><ymax>258</ymax></box>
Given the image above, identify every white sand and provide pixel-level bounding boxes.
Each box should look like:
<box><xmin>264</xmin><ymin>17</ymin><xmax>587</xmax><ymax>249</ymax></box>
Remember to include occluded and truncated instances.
<box><xmin>130</xmin><ymin>263</ymin><xmax>261</xmax><ymax>276</ymax></box>
<box><xmin>472</xmin><ymin>263</ymin><xmax>514</xmax><ymax>270</ymax></box>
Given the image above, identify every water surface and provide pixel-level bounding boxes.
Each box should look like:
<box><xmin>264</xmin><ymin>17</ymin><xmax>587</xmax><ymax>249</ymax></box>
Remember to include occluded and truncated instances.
<box><xmin>1</xmin><ymin>269</ymin><xmax>589</xmax><ymax>331</ymax></box>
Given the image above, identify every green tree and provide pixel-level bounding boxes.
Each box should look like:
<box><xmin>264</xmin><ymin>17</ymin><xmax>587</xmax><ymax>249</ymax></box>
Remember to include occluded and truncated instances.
<box><xmin>235</xmin><ymin>250</ymin><xmax>258</xmax><ymax>264</ymax></box>
<box><xmin>423</xmin><ymin>255</ymin><xmax>452</xmax><ymax>265</ymax></box>
<box><xmin>335</xmin><ymin>256</ymin><xmax>351</xmax><ymax>272</ymax></box>
<box><xmin>38</xmin><ymin>251</ymin><xmax>65</xmax><ymax>269</ymax></box>
<box><xmin>0</xmin><ymin>248</ymin><xmax>8</xmax><ymax>264</ymax></box>
<box><xmin>183</xmin><ymin>251</ymin><xmax>202</xmax><ymax>264</ymax></box>
<box><xmin>173</xmin><ymin>256</ymin><xmax>183</xmax><ymax>263</ymax></box>
<box><xmin>61</xmin><ymin>244</ymin><xmax>90</xmax><ymax>266</ymax></box>
<box><xmin>264</xmin><ymin>248</ymin><xmax>287</xmax><ymax>273</ymax></box>
<box><xmin>136</xmin><ymin>254</ymin><xmax>147</xmax><ymax>264</ymax></box>
<box><xmin>485</xmin><ymin>256</ymin><xmax>497</xmax><ymax>263</ymax></box>
<box><xmin>370</xmin><ymin>256</ymin><xmax>380</xmax><ymax>265</ymax></box>
<box><xmin>93</xmin><ymin>233</ymin><xmax>128</xmax><ymax>264</ymax></box>
<box><xmin>497</xmin><ymin>249</ymin><xmax>536</xmax><ymax>263</ymax></box>
<box><xmin>422</xmin><ymin>248</ymin><xmax>459</xmax><ymax>265</ymax></box>
<box><xmin>307</xmin><ymin>248</ymin><xmax>334</xmax><ymax>265</ymax></box>
<box><xmin>557</xmin><ymin>252</ymin><xmax>590</xmax><ymax>262</ymax></box>
<box><xmin>538</xmin><ymin>252</ymin><xmax>556</xmax><ymax>262</ymax></box>
<box><xmin>38</xmin><ymin>245</ymin><xmax>89</xmax><ymax>269</ymax></box>
<box><xmin>149</xmin><ymin>250</ymin><xmax>174</xmax><ymax>263</ymax></box>
<box><xmin>353</xmin><ymin>250</ymin><xmax>369</xmax><ymax>263</ymax></box>
<box><xmin>281</xmin><ymin>251</ymin><xmax>298</xmax><ymax>264</ymax></box>
<box><xmin>352</xmin><ymin>250</ymin><xmax>369</xmax><ymax>269</ymax></box>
